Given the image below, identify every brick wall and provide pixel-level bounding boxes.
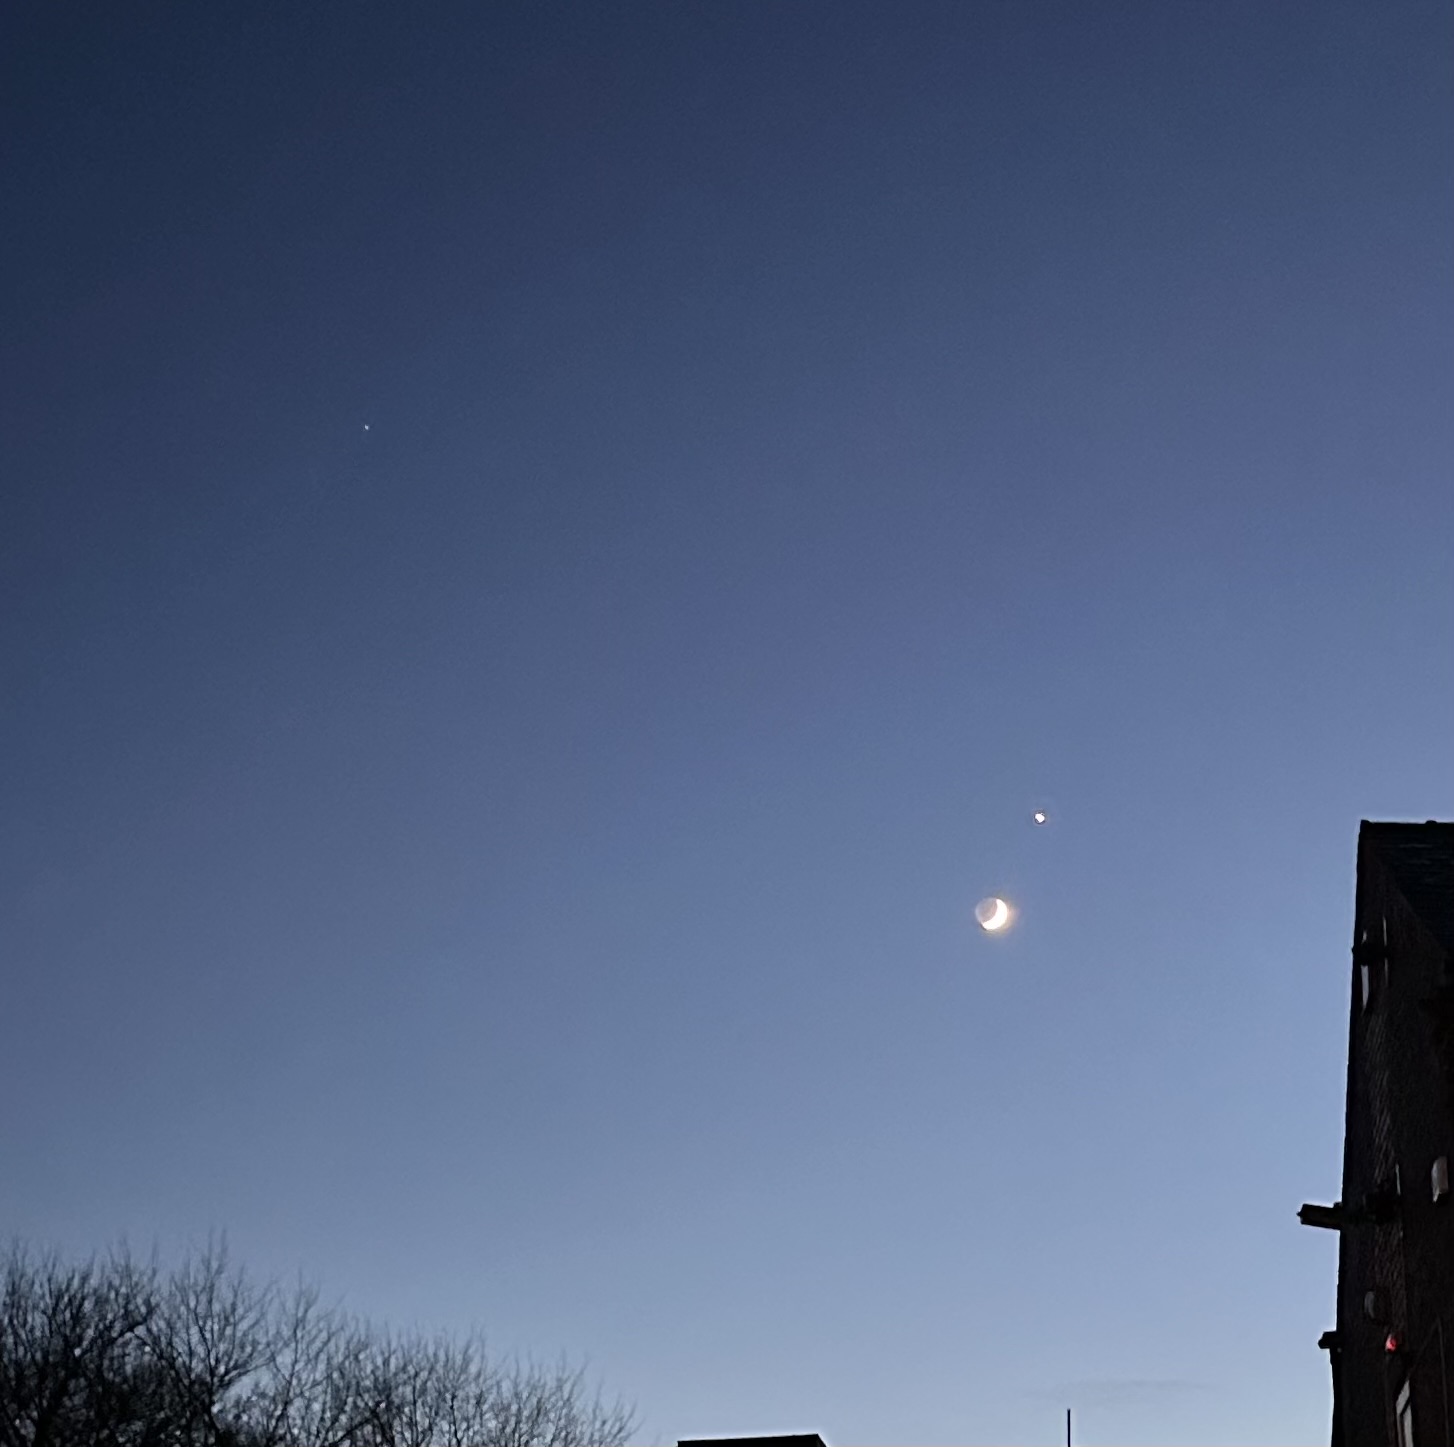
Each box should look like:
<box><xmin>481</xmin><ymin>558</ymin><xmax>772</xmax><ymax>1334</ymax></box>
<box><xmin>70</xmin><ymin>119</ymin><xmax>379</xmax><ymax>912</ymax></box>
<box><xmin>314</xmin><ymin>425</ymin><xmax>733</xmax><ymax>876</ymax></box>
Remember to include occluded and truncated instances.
<box><xmin>1333</xmin><ymin>825</ymin><xmax>1454</xmax><ymax>1446</ymax></box>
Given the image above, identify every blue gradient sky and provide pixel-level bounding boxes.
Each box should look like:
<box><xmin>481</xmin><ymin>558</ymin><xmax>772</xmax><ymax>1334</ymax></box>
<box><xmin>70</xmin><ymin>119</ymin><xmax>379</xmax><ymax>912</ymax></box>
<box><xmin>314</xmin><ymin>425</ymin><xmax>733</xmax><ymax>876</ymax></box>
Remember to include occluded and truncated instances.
<box><xmin>3</xmin><ymin>4</ymin><xmax>1451</xmax><ymax>1443</ymax></box>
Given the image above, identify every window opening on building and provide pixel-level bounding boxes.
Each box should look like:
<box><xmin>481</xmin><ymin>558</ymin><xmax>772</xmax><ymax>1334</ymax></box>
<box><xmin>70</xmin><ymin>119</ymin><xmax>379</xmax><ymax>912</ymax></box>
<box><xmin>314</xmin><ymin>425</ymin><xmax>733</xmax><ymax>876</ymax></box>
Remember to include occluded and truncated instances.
<box><xmin>1397</xmin><ymin>1379</ymin><xmax>1414</xmax><ymax>1447</ymax></box>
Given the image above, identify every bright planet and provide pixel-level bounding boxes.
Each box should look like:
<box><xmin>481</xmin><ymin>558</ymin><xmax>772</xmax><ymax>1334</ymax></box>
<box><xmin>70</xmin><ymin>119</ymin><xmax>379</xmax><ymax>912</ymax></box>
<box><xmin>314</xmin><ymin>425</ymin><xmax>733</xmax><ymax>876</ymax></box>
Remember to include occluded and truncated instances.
<box><xmin>975</xmin><ymin>896</ymin><xmax>1012</xmax><ymax>932</ymax></box>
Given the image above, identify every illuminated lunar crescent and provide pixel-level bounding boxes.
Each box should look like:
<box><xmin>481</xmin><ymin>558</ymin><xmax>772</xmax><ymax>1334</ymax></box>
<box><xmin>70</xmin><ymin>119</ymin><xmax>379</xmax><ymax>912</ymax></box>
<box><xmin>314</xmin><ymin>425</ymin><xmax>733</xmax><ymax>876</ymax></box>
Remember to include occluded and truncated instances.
<box><xmin>976</xmin><ymin>896</ymin><xmax>1011</xmax><ymax>932</ymax></box>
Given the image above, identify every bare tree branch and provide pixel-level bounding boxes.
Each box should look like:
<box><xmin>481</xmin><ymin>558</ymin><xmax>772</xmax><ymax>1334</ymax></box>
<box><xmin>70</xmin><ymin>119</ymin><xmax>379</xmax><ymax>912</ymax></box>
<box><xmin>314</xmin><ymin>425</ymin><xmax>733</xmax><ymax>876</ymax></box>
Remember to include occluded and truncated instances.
<box><xmin>0</xmin><ymin>1242</ymin><xmax>637</xmax><ymax>1447</ymax></box>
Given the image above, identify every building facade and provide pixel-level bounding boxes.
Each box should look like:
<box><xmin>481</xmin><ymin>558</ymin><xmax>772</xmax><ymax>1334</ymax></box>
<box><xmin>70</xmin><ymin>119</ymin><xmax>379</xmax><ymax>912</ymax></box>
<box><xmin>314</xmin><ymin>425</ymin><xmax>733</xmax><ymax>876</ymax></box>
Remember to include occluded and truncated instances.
<box><xmin>1303</xmin><ymin>821</ymin><xmax>1454</xmax><ymax>1447</ymax></box>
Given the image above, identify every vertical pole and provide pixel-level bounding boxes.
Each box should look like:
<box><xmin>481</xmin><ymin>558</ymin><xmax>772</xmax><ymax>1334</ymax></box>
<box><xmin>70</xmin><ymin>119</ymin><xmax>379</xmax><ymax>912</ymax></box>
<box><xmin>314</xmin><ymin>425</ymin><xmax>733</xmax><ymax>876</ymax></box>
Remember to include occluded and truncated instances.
<box><xmin>1066</xmin><ymin>1407</ymin><xmax>1071</xmax><ymax>1446</ymax></box>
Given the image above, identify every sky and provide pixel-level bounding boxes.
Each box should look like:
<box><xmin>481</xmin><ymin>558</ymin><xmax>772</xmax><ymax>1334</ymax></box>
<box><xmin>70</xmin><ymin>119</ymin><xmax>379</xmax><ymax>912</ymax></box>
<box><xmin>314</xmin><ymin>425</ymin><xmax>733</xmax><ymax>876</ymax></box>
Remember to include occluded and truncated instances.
<box><xmin>2</xmin><ymin>3</ymin><xmax>1451</xmax><ymax>1443</ymax></box>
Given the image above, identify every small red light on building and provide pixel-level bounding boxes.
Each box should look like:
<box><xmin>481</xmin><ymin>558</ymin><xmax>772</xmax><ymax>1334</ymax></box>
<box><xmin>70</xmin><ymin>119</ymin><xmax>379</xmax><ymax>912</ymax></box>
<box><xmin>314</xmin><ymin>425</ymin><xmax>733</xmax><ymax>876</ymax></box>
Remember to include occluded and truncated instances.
<box><xmin>1386</xmin><ymin>1333</ymin><xmax>1400</xmax><ymax>1353</ymax></box>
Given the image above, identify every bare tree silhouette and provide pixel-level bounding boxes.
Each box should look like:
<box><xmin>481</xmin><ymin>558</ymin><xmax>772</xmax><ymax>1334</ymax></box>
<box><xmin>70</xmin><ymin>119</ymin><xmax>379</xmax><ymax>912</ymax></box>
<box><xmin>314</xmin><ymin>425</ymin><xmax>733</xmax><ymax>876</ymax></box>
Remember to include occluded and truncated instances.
<box><xmin>0</xmin><ymin>1242</ymin><xmax>635</xmax><ymax>1447</ymax></box>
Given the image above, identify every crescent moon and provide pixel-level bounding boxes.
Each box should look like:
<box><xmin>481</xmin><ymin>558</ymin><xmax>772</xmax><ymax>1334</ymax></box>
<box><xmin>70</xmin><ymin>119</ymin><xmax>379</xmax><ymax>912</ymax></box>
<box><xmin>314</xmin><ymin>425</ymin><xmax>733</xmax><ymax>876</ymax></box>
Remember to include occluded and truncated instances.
<box><xmin>977</xmin><ymin>897</ymin><xmax>1010</xmax><ymax>932</ymax></box>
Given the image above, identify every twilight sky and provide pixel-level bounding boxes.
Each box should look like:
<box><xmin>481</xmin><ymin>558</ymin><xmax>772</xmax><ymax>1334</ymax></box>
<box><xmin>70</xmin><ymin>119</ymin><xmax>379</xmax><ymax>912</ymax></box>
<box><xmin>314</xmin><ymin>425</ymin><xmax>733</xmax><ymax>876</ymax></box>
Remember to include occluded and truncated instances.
<box><xmin>2</xmin><ymin>4</ymin><xmax>1451</xmax><ymax>1443</ymax></box>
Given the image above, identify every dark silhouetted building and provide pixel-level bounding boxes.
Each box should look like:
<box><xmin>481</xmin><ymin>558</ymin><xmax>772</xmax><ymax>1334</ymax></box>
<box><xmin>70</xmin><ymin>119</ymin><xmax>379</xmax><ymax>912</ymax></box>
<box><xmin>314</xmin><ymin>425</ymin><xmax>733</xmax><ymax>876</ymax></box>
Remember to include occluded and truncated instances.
<box><xmin>680</xmin><ymin>1437</ymin><xmax>826</xmax><ymax>1447</ymax></box>
<box><xmin>1302</xmin><ymin>821</ymin><xmax>1454</xmax><ymax>1447</ymax></box>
